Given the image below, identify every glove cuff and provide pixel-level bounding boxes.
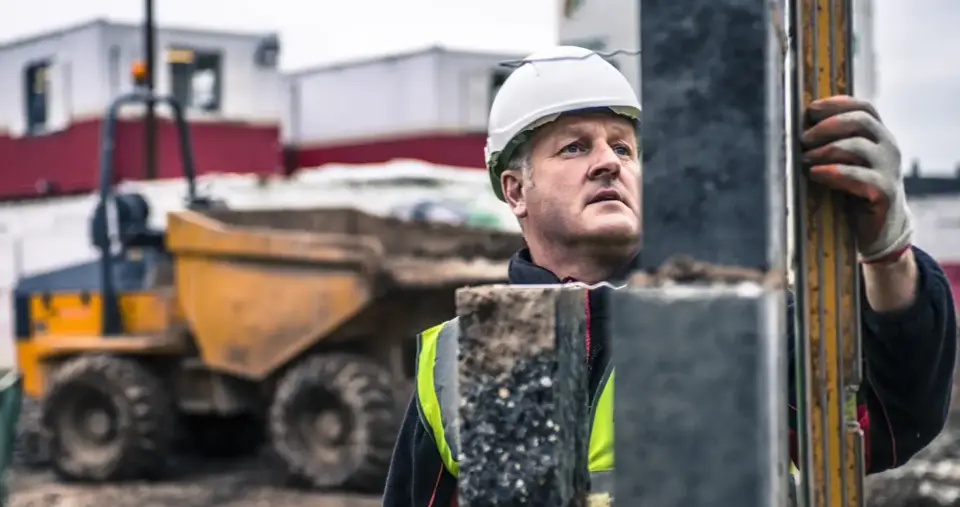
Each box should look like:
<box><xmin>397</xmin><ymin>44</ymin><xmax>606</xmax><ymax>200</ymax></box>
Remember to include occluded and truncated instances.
<box><xmin>861</xmin><ymin>244</ymin><xmax>911</xmax><ymax>265</ymax></box>
<box><xmin>859</xmin><ymin>191</ymin><xmax>914</xmax><ymax>262</ymax></box>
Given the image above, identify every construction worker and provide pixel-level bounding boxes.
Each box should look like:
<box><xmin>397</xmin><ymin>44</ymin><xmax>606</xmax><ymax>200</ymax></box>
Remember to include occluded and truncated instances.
<box><xmin>381</xmin><ymin>46</ymin><xmax>957</xmax><ymax>506</ymax></box>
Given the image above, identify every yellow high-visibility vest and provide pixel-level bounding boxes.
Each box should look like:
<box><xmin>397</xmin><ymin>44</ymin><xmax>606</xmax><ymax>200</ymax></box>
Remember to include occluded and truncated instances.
<box><xmin>415</xmin><ymin>318</ymin><xmax>798</xmax><ymax>496</ymax></box>
<box><xmin>416</xmin><ymin>318</ymin><xmax>617</xmax><ymax>493</ymax></box>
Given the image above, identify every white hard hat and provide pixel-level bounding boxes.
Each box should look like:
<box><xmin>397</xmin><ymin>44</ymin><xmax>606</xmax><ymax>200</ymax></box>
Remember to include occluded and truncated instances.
<box><xmin>485</xmin><ymin>45</ymin><xmax>641</xmax><ymax>201</ymax></box>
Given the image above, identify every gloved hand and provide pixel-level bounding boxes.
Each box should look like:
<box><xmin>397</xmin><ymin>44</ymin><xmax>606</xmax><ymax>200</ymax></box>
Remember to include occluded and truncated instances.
<box><xmin>800</xmin><ymin>95</ymin><xmax>913</xmax><ymax>263</ymax></box>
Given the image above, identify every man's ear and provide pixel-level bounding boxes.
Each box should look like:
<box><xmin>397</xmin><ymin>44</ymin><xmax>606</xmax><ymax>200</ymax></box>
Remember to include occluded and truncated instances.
<box><xmin>500</xmin><ymin>169</ymin><xmax>528</xmax><ymax>219</ymax></box>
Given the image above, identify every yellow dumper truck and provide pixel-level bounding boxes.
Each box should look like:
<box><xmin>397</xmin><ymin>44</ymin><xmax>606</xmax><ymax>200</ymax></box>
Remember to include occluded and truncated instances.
<box><xmin>13</xmin><ymin>92</ymin><xmax>522</xmax><ymax>489</ymax></box>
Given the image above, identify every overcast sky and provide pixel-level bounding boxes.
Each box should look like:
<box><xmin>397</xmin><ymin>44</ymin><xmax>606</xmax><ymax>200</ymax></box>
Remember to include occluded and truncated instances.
<box><xmin>0</xmin><ymin>0</ymin><xmax>956</xmax><ymax>173</ymax></box>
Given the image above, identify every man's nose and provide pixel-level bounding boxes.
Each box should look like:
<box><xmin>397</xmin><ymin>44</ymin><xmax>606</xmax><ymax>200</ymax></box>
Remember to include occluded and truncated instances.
<box><xmin>586</xmin><ymin>144</ymin><xmax>622</xmax><ymax>180</ymax></box>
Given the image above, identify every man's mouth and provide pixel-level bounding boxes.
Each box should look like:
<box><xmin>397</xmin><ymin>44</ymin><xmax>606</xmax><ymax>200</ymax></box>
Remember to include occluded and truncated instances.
<box><xmin>589</xmin><ymin>189</ymin><xmax>624</xmax><ymax>205</ymax></box>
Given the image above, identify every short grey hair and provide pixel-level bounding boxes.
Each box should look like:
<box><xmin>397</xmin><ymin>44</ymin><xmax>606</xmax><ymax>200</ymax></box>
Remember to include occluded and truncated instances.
<box><xmin>504</xmin><ymin>140</ymin><xmax>532</xmax><ymax>179</ymax></box>
<box><xmin>501</xmin><ymin>141</ymin><xmax>532</xmax><ymax>229</ymax></box>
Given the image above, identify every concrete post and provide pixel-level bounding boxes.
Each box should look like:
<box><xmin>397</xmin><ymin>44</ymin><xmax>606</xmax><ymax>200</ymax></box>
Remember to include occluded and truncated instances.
<box><xmin>610</xmin><ymin>1</ymin><xmax>790</xmax><ymax>506</ymax></box>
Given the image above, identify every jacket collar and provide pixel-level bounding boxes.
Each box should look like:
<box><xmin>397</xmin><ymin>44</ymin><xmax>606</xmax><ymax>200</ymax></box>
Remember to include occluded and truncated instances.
<box><xmin>506</xmin><ymin>247</ymin><xmax>642</xmax><ymax>286</ymax></box>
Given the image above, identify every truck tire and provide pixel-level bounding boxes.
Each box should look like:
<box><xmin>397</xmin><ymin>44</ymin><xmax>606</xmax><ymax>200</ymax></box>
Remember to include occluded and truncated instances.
<box><xmin>40</xmin><ymin>354</ymin><xmax>176</xmax><ymax>482</ymax></box>
<box><xmin>268</xmin><ymin>353</ymin><xmax>399</xmax><ymax>490</ymax></box>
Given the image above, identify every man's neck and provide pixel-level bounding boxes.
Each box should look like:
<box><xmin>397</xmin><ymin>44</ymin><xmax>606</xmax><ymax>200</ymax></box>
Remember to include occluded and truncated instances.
<box><xmin>527</xmin><ymin>242</ymin><xmax>637</xmax><ymax>284</ymax></box>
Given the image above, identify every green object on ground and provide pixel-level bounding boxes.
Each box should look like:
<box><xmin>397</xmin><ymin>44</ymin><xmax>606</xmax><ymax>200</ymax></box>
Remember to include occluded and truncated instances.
<box><xmin>464</xmin><ymin>210</ymin><xmax>505</xmax><ymax>230</ymax></box>
<box><xmin>0</xmin><ymin>371</ymin><xmax>23</xmax><ymax>506</ymax></box>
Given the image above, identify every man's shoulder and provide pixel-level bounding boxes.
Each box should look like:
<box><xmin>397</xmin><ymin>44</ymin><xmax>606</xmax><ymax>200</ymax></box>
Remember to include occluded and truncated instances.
<box><xmin>416</xmin><ymin>319</ymin><xmax>461</xmax><ymax>372</ymax></box>
<box><xmin>419</xmin><ymin>318</ymin><xmax>460</xmax><ymax>344</ymax></box>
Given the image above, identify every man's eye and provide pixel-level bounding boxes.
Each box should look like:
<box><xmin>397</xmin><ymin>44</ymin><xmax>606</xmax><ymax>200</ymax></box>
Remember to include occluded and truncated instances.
<box><xmin>614</xmin><ymin>144</ymin><xmax>634</xmax><ymax>156</ymax></box>
<box><xmin>560</xmin><ymin>142</ymin><xmax>585</xmax><ymax>154</ymax></box>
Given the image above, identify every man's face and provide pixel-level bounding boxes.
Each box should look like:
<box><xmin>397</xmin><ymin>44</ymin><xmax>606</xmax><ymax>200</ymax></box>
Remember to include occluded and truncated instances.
<box><xmin>501</xmin><ymin>112</ymin><xmax>641</xmax><ymax>248</ymax></box>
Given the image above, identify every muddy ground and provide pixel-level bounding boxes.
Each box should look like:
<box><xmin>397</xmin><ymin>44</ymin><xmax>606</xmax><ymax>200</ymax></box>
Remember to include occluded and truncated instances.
<box><xmin>12</xmin><ymin>359</ymin><xmax>960</xmax><ymax>507</ymax></box>
<box><xmin>7</xmin><ymin>443</ymin><xmax>958</xmax><ymax>507</ymax></box>
<box><xmin>6</xmin><ymin>396</ymin><xmax>386</xmax><ymax>507</ymax></box>
<box><xmin>7</xmin><ymin>456</ymin><xmax>383</xmax><ymax>507</ymax></box>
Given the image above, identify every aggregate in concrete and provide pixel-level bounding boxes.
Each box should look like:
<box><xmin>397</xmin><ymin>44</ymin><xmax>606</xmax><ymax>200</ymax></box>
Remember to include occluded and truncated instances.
<box><xmin>456</xmin><ymin>285</ymin><xmax>590</xmax><ymax>507</ymax></box>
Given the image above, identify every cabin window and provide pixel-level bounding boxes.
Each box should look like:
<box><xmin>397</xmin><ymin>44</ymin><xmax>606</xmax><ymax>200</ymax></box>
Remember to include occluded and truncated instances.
<box><xmin>167</xmin><ymin>47</ymin><xmax>223</xmax><ymax>113</ymax></box>
<box><xmin>24</xmin><ymin>61</ymin><xmax>51</xmax><ymax>135</ymax></box>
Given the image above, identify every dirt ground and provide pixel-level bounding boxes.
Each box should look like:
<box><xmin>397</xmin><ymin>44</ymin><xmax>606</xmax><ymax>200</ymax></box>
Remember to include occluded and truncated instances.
<box><xmin>7</xmin><ymin>457</ymin><xmax>383</xmax><ymax>507</ymax></box>
<box><xmin>7</xmin><ymin>388</ymin><xmax>388</xmax><ymax>507</ymax></box>
<box><xmin>7</xmin><ymin>445</ymin><xmax>955</xmax><ymax>507</ymax></box>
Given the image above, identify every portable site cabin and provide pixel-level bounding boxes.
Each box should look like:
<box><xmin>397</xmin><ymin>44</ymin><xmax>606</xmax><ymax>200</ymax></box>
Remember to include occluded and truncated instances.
<box><xmin>0</xmin><ymin>22</ymin><xmax>525</xmax><ymax>199</ymax></box>
<box><xmin>281</xmin><ymin>46</ymin><xmax>525</xmax><ymax>172</ymax></box>
<box><xmin>905</xmin><ymin>173</ymin><xmax>960</xmax><ymax>295</ymax></box>
<box><xmin>0</xmin><ymin>19</ymin><xmax>284</xmax><ymax>199</ymax></box>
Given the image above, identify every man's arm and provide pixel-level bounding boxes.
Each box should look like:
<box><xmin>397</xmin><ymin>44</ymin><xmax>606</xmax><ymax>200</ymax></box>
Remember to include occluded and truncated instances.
<box><xmin>787</xmin><ymin>246</ymin><xmax>956</xmax><ymax>474</ymax></box>
<box><xmin>862</xmin><ymin>245</ymin><xmax>920</xmax><ymax>311</ymax></box>
<box><xmin>859</xmin><ymin>245</ymin><xmax>956</xmax><ymax>472</ymax></box>
<box><xmin>793</xmin><ymin>95</ymin><xmax>958</xmax><ymax>473</ymax></box>
<box><xmin>382</xmin><ymin>394</ymin><xmax>460</xmax><ymax>507</ymax></box>
<box><xmin>382</xmin><ymin>396</ymin><xmax>417</xmax><ymax>507</ymax></box>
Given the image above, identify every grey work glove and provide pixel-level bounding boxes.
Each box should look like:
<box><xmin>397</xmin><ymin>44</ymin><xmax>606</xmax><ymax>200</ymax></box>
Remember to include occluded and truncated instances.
<box><xmin>800</xmin><ymin>95</ymin><xmax>914</xmax><ymax>263</ymax></box>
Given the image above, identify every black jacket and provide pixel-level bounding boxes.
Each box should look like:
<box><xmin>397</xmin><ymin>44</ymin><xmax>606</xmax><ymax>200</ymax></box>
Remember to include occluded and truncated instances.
<box><xmin>382</xmin><ymin>246</ymin><xmax>957</xmax><ymax>507</ymax></box>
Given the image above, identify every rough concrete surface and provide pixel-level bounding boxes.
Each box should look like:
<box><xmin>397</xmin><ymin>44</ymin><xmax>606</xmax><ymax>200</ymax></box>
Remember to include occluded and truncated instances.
<box><xmin>456</xmin><ymin>285</ymin><xmax>589</xmax><ymax>507</ymax></box>
<box><xmin>457</xmin><ymin>285</ymin><xmax>562</xmax><ymax>381</ymax></box>
<box><xmin>8</xmin><ymin>457</ymin><xmax>383</xmax><ymax>507</ymax></box>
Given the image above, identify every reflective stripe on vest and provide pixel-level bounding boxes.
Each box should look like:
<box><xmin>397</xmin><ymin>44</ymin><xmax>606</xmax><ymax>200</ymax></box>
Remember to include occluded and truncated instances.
<box><xmin>588</xmin><ymin>366</ymin><xmax>614</xmax><ymax>472</ymax></box>
<box><xmin>416</xmin><ymin>321</ymin><xmax>461</xmax><ymax>476</ymax></box>
<box><xmin>416</xmin><ymin>319</ymin><xmax>615</xmax><ymax>489</ymax></box>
